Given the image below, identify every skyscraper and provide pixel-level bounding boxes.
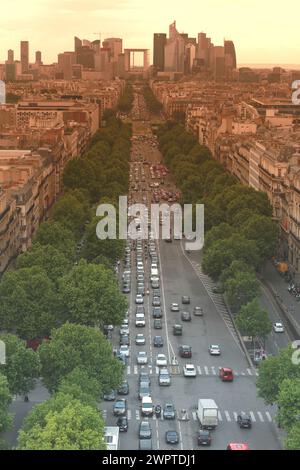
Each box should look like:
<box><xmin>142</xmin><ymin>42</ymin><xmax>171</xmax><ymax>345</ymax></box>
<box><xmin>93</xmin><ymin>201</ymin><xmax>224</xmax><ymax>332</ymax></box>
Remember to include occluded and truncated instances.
<box><xmin>74</xmin><ymin>36</ymin><xmax>82</xmax><ymax>52</ymax></box>
<box><xmin>213</xmin><ymin>46</ymin><xmax>225</xmax><ymax>81</ymax></box>
<box><xmin>224</xmin><ymin>40</ymin><xmax>237</xmax><ymax>69</ymax></box>
<box><xmin>164</xmin><ymin>21</ymin><xmax>185</xmax><ymax>73</ymax></box>
<box><xmin>20</xmin><ymin>41</ymin><xmax>29</xmax><ymax>73</ymax></box>
<box><xmin>35</xmin><ymin>51</ymin><xmax>42</xmax><ymax>65</ymax></box>
<box><xmin>7</xmin><ymin>49</ymin><xmax>14</xmax><ymax>63</ymax></box>
<box><xmin>153</xmin><ymin>33</ymin><xmax>166</xmax><ymax>72</ymax></box>
<box><xmin>102</xmin><ymin>38</ymin><xmax>122</xmax><ymax>62</ymax></box>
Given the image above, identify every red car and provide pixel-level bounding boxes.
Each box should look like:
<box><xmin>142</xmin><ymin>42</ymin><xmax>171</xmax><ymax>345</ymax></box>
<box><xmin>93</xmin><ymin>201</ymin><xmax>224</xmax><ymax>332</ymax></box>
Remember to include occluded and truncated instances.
<box><xmin>227</xmin><ymin>443</ymin><xmax>249</xmax><ymax>451</ymax></box>
<box><xmin>219</xmin><ymin>367</ymin><xmax>234</xmax><ymax>382</ymax></box>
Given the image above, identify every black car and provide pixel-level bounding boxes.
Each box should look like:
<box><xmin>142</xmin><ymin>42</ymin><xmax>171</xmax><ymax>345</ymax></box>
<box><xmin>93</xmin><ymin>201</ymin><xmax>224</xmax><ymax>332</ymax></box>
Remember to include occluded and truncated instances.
<box><xmin>182</xmin><ymin>296</ymin><xmax>190</xmax><ymax>304</ymax></box>
<box><xmin>117</xmin><ymin>416</ymin><xmax>128</xmax><ymax>432</ymax></box>
<box><xmin>153</xmin><ymin>289</ymin><xmax>161</xmax><ymax>297</ymax></box>
<box><xmin>122</xmin><ymin>284</ymin><xmax>131</xmax><ymax>294</ymax></box>
<box><xmin>179</xmin><ymin>345</ymin><xmax>192</xmax><ymax>358</ymax></box>
<box><xmin>197</xmin><ymin>429</ymin><xmax>211</xmax><ymax>446</ymax></box>
<box><xmin>152</xmin><ymin>307</ymin><xmax>162</xmax><ymax>318</ymax></box>
<box><xmin>237</xmin><ymin>412</ymin><xmax>252</xmax><ymax>429</ymax></box>
<box><xmin>181</xmin><ymin>311</ymin><xmax>191</xmax><ymax>322</ymax></box>
<box><xmin>153</xmin><ymin>319</ymin><xmax>162</xmax><ymax>329</ymax></box>
<box><xmin>118</xmin><ymin>380</ymin><xmax>129</xmax><ymax>395</ymax></box>
<box><xmin>120</xmin><ymin>334</ymin><xmax>130</xmax><ymax>346</ymax></box>
<box><xmin>165</xmin><ymin>430</ymin><xmax>179</xmax><ymax>444</ymax></box>
<box><xmin>103</xmin><ymin>390</ymin><xmax>116</xmax><ymax>401</ymax></box>
<box><xmin>173</xmin><ymin>324</ymin><xmax>182</xmax><ymax>336</ymax></box>
<box><xmin>153</xmin><ymin>336</ymin><xmax>164</xmax><ymax>347</ymax></box>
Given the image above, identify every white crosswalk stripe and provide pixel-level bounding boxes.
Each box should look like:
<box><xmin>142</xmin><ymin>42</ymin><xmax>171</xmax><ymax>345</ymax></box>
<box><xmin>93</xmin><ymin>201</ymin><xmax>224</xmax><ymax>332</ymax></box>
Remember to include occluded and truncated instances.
<box><xmin>204</xmin><ymin>366</ymin><xmax>209</xmax><ymax>375</ymax></box>
<box><xmin>197</xmin><ymin>366</ymin><xmax>202</xmax><ymax>375</ymax></box>
<box><xmin>257</xmin><ymin>411</ymin><xmax>264</xmax><ymax>422</ymax></box>
<box><xmin>247</xmin><ymin>368</ymin><xmax>252</xmax><ymax>376</ymax></box>
<box><xmin>218</xmin><ymin>411</ymin><xmax>223</xmax><ymax>421</ymax></box>
<box><xmin>127</xmin><ymin>409</ymin><xmax>132</xmax><ymax>420</ymax></box>
<box><xmin>127</xmin><ymin>365</ymin><xmax>130</xmax><ymax>375</ymax></box>
<box><xmin>233</xmin><ymin>412</ymin><xmax>238</xmax><ymax>421</ymax></box>
<box><xmin>249</xmin><ymin>411</ymin><xmax>256</xmax><ymax>422</ymax></box>
<box><xmin>224</xmin><ymin>410</ymin><xmax>231</xmax><ymax>422</ymax></box>
<box><xmin>211</xmin><ymin>366</ymin><xmax>216</xmax><ymax>375</ymax></box>
<box><xmin>134</xmin><ymin>365</ymin><xmax>138</xmax><ymax>375</ymax></box>
<box><xmin>192</xmin><ymin>411</ymin><xmax>197</xmax><ymax>421</ymax></box>
<box><xmin>265</xmin><ymin>412</ymin><xmax>272</xmax><ymax>422</ymax></box>
<box><xmin>135</xmin><ymin>410</ymin><xmax>140</xmax><ymax>420</ymax></box>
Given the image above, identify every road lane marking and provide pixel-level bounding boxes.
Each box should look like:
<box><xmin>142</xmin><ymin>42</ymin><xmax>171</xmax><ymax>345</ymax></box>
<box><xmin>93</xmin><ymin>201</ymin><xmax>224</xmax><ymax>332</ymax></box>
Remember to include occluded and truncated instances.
<box><xmin>192</xmin><ymin>411</ymin><xmax>197</xmax><ymax>421</ymax></box>
<box><xmin>211</xmin><ymin>366</ymin><xmax>216</xmax><ymax>375</ymax></box>
<box><xmin>257</xmin><ymin>411</ymin><xmax>264</xmax><ymax>422</ymax></box>
<box><xmin>178</xmin><ymin>420</ymin><xmax>184</xmax><ymax>451</ymax></box>
<box><xmin>127</xmin><ymin>365</ymin><xmax>131</xmax><ymax>375</ymax></box>
<box><xmin>156</xmin><ymin>419</ymin><xmax>160</xmax><ymax>450</ymax></box>
<box><xmin>127</xmin><ymin>409</ymin><xmax>131</xmax><ymax>420</ymax></box>
<box><xmin>156</xmin><ymin>236</ymin><xmax>171</xmax><ymax>364</ymax></box>
<box><xmin>134</xmin><ymin>365</ymin><xmax>138</xmax><ymax>375</ymax></box>
<box><xmin>233</xmin><ymin>412</ymin><xmax>238</xmax><ymax>421</ymax></box>
<box><xmin>218</xmin><ymin>411</ymin><xmax>223</xmax><ymax>421</ymax></box>
<box><xmin>247</xmin><ymin>368</ymin><xmax>252</xmax><ymax>376</ymax></box>
<box><xmin>204</xmin><ymin>366</ymin><xmax>209</xmax><ymax>375</ymax></box>
<box><xmin>265</xmin><ymin>412</ymin><xmax>272</xmax><ymax>422</ymax></box>
<box><xmin>224</xmin><ymin>411</ymin><xmax>231</xmax><ymax>422</ymax></box>
<box><xmin>249</xmin><ymin>411</ymin><xmax>256</xmax><ymax>422</ymax></box>
<box><xmin>197</xmin><ymin>366</ymin><xmax>202</xmax><ymax>375</ymax></box>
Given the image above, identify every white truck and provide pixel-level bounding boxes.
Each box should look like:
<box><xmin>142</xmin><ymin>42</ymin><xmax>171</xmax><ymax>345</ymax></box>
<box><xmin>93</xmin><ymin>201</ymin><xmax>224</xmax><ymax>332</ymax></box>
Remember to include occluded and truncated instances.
<box><xmin>197</xmin><ymin>399</ymin><xmax>219</xmax><ymax>429</ymax></box>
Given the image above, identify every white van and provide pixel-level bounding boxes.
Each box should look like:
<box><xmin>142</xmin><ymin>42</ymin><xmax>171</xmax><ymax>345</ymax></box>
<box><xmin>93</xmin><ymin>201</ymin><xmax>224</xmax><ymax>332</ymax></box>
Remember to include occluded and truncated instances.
<box><xmin>141</xmin><ymin>396</ymin><xmax>153</xmax><ymax>416</ymax></box>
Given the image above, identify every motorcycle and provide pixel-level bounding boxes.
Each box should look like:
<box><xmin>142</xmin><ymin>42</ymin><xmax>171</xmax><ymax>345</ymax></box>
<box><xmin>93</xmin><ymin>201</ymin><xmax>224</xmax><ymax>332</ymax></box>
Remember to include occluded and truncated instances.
<box><xmin>154</xmin><ymin>405</ymin><xmax>161</xmax><ymax>418</ymax></box>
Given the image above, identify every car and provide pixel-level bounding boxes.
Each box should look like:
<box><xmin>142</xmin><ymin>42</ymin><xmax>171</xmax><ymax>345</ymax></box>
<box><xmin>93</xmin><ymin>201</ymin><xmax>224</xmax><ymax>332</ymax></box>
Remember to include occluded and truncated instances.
<box><xmin>137</xmin><ymin>351</ymin><xmax>148</xmax><ymax>365</ymax></box>
<box><xmin>173</xmin><ymin>324</ymin><xmax>183</xmax><ymax>335</ymax></box>
<box><xmin>158</xmin><ymin>368</ymin><xmax>171</xmax><ymax>386</ymax></box>
<box><xmin>163</xmin><ymin>403</ymin><xmax>176</xmax><ymax>419</ymax></box>
<box><xmin>165</xmin><ymin>430</ymin><xmax>179</xmax><ymax>444</ymax></box>
<box><xmin>227</xmin><ymin>443</ymin><xmax>250</xmax><ymax>451</ymax></box>
<box><xmin>197</xmin><ymin>429</ymin><xmax>211</xmax><ymax>446</ymax></box>
<box><xmin>120</xmin><ymin>334</ymin><xmax>130</xmax><ymax>346</ymax></box>
<box><xmin>153</xmin><ymin>319</ymin><xmax>163</xmax><ymax>329</ymax></box>
<box><xmin>171</xmin><ymin>303</ymin><xmax>179</xmax><ymax>312</ymax></box>
<box><xmin>136</xmin><ymin>306</ymin><xmax>145</xmax><ymax>315</ymax></box>
<box><xmin>209</xmin><ymin>344</ymin><xmax>221</xmax><ymax>356</ymax></box>
<box><xmin>153</xmin><ymin>336</ymin><xmax>164</xmax><ymax>347</ymax></box>
<box><xmin>135</xmin><ymin>313</ymin><xmax>145</xmax><ymax>327</ymax></box>
<box><xmin>152</xmin><ymin>307</ymin><xmax>162</xmax><ymax>318</ymax></box>
<box><xmin>193</xmin><ymin>306</ymin><xmax>203</xmax><ymax>316</ymax></box>
<box><xmin>117</xmin><ymin>416</ymin><xmax>128</xmax><ymax>432</ymax></box>
<box><xmin>122</xmin><ymin>284</ymin><xmax>131</xmax><ymax>294</ymax></box>
<box><xmin>118</xmin><ymin>380</ymin><xmax>129</xmax><ymax>395</ymax></box>
<box><xmin>183</xmin><ymin>364</ymin><xmax>196</xmax><ymax>377</ymax></box>
<box><xmin>139</xmin><ymin>383</ymin><xmax>150</xmax><ymax>400</ymax></box>
<box><xmin>156</xmin><ymin>354</ymin><xmax>167</xmax><ymax>367</ymax></box>
<box><xmin>135</xmin><ymin>294</ymin><xmax>144</xmax><ymax>304</ymax></box>
<box><xmin>103</xmin><ymin>390</ymin><xmax>116</xmax><ymax>401</ymax></box>
<box><xmin>113</xmin><ymin>398</ymin><xmax>127</xmax><ymax>416</ymax></box>
<box><xmin>152</xmin><ymin>297</ymin><xmax>161</xmax><ymax>307</ymax></box>
<box><xmin>153</xmin><ymin>288</ymin><xmax>161</xmax><ymax>297</ymax></box>
<box><xmin>139</xmin><ymin>372</ymin><xmax>150</xmax><ymax>386</ymax></box>
<box><xmin>181</xmin><ymin>311</ymin><xmax>191</xmax><ymax>322</ymax></box>
<box><xmin>219</xmin><ymin>367</ymin><xmax>234</xmax><ymax>382</ymax></box>
<box><xmin>139</xmin><ymin>421</ymin><xmax>152</xmax><ymax>439</ymax></box>
<box><xmin>179</xmin><ymin>345</ymin><xmax>192</xmax><ymax>358</ymax></box>
<box><xmin>182</xmin><ymin>296</ymin><xmax>190</xmax><ymax>304</ymax></box>
<box><xmin>120</xmin><ymin>326</ymin><xmax>129</xmax><ymax>336</ymax></box>
<box><xmin>135</xmin><ymin>333</ymin><xmax>146</xmax><ymax>345</ymax></box>
<box><xmin>273</xmin><ymin>322</ymin><xmax>284</xmax><ymax>333</ymax></box>
<box><xmin>237</xmin><ymin>412</ymin><xmax>252</xmax><ymax>429</ymax></box>
<box><xmin>119</xmin><ymin>345</ymin><xmax>130</xmax><ymax>357</ymax></box>
<box><xmin>139</xmin><ymin>438</ymin><xmax>153</xmax><ymax>450</ymax></box>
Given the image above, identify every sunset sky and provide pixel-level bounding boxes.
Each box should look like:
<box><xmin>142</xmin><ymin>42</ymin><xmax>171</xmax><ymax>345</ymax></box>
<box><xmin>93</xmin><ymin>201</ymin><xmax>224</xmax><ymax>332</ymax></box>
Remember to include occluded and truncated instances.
<box><xmin>0</xmin><ymin>0</ymin><xmax>299</xmax><ymax>65</ymax></box>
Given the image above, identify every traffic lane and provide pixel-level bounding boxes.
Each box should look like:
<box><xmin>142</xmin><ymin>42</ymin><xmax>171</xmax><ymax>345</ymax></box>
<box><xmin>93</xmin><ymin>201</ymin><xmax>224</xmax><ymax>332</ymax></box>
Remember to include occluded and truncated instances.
<box><xmin>161</xmin><ymin>374</ymin><xmax>280</xmax><ymax>450</ymax></box>
<box><xmin>158</xmin><ymin>238</ymin><xmax>249</xmax><ymax>371</ymax></box>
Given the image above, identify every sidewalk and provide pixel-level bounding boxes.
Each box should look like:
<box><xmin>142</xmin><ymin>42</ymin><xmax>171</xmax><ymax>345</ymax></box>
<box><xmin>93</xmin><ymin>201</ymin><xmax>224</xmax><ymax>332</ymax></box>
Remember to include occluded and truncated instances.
<box><xmin>261</xmin><ymin>261</ymin><xmax>300</xmax><ymax>338</ymax></box>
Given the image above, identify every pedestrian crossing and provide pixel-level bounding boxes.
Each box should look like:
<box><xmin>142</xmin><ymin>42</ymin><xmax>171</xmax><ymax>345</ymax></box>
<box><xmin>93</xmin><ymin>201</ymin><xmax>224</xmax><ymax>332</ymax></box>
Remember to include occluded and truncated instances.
<box><xmin>100</xmin><ymin>408</ymin><xmax>274</xmax><ymax>424</ymax></box>
<box><xmin>125</xmin><ymin>364</ymin><xmax>259</xmax><ymax>377</ymax></box>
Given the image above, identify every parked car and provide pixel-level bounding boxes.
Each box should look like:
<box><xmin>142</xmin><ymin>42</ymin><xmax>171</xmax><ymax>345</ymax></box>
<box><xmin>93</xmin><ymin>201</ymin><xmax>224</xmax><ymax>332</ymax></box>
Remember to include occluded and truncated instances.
<box><xmin>103</xmin><ymin>390</ymin><xmax>116</xmax><ymax>401</ymax></box>
<box><xmin>119</xmin><ymin>345</ymin><xmax>130</xmax><ymax>357</ymax></box>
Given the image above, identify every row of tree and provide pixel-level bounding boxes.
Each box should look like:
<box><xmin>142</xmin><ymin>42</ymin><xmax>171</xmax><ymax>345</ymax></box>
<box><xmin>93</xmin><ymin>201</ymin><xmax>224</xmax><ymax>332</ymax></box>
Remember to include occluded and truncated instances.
<box><xmin>142</xmin><ymin>85</ymin><xmax>163</xmax><ymax>114</ymax></box>
<box><xmin>156</xmin><ymin>121</ymin><xmax>277</xmax><ymax>345</ymax></box>
<box><xmin>117</xmin><ymin>83</ymin><xmax>134</xmax><ymax>113</ymax></box>
<box><xmin>0</xmin><ymin>111</ymin><xmax>132</xmax><ymax>449</ymax></box>
<box><xmin>256</xmin><ymin>345</ymin><xmax>300</xmax><ymax>449</ymax></box>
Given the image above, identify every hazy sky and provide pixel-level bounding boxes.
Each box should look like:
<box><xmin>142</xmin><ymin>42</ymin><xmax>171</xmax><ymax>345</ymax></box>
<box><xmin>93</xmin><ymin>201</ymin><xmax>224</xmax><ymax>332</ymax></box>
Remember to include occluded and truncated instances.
<box><xmin>0</xmin><ymin>0</ymin><xmax>299</xmax><ymax>65</ymax></box>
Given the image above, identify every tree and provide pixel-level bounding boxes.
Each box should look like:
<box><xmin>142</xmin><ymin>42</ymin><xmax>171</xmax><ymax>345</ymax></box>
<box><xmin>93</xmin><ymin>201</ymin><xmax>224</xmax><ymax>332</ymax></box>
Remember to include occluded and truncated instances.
<box><xmin>220</xmin><ymin>260</ymin><xmax>255</xmax><ymax>290</ymax></box>
<box><xmin>285</xmin><ymin>423</ymin><xmax>300</xmax><ymax>450</ymax></box>
<box><xmin>52</xmin><ymin>194</ymin><xmax>87</xmax><ymax>238</ymax></box>
<box><xmin>241</xmin><ymin>214</ymin><xmax>279</xmax><ymax>260</ymax></box>
<box><xmin>58</xmin><ymin>367</ymin><xmax>102</xmax><ymax>406</ymax></box>
<box><xmin>39</xmin><ymin>322</ymin><xmax>124</xmax><ymax>393</ymax></box>
<box><xmin>17</xmin><ymin>393</ymin><xmax>106</xmax><ymax>450</ymax></box>
<box><xmin>225</xmin><ymin>272</ymin><xmax>260</xmax><ymax>312</ymax></box>
<box><xmin>277</xmin><ymin>378</ymin><xmax>300</xmax><ymax>431</ymax></box>
<box><xmin>0</xmin><ymin>267</ymin><xmax>61</xmax><ymax>340</ymax></box>
<box><xmin>0</xmin><ymin>373</ymin><xmax>12</xmax><ymax>432</ymax></box>
<box><xmin>82</xmin><ymin>217</ymin><xmax>125</xmax><ymax>264</ymax></box>
<box><xmin>204</xmin><ymin>223</ymin><xmax>236</xmax><ymax>250</ymax></box>
<box><xmin>256</xmin><ymin>346</ymin><xmax>300</xmax><ymax>405</ymax></box>
<box><xmin>235</xmin><ymin>299</ymin><xmax>272</xmax><ymax>342</ymax></box>
<box><xmin>16</xmin><ymin>243</ymin><xmax>72</xmax><ymax>286</ymax></box>
<box><xmin>0</xmin><ymin>334</ymin><xmax>40</xmax><ymax>396</ymax></box>
<box><xmin>59</xmin><ymin>260</ymin><xmax>127</xmax><ymax>327</ymax></box>
<box><xmin>34</xmin><ymin>221</ymin><xmax>76</xmax><ymax>260</ymax></box>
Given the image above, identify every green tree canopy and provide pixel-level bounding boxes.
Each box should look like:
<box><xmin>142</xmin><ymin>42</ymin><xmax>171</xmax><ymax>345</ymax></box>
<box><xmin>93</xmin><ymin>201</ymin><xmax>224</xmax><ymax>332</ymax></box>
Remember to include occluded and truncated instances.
<box><xmin>277</xmin><ymin>378</ymin><xmax>300</xmax><ymax>431</ymax></box>
<box><xmin>39</xmin><ymin>322</ymin><xmax>124</xmax><ymax>393</ymax></box>
<box><xmin>0</xmin><ymin>373</ymin><xmax>12</xmax><ymax>432</ymax></box>
<box><xmin>34</xmin><ymin>221</ymin><xmax>76</xmax><ymax>260</ymax></box>
<box><xmin>235</xmin><ymin>298</ymin><xmax>272</xmax><ymax>340</ymax></box>
<box><xmin>225</xmin><ymin>272</ymin><xmax>260</xmax><ymax>312</ymax></box>
<box><xmin>0</xmin><ymin>334</ymin><xmax>40</xmax><ymax>396</ymax></box>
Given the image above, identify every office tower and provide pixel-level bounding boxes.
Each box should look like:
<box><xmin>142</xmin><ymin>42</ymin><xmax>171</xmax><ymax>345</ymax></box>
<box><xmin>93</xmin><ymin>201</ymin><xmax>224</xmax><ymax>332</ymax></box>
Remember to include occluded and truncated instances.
<box><xmin>20</xmin><ymin>41</ymin><xmax>29</xmax><ymax>73</ymax></box>
<box><xmin>102</xmin><ymin>38</ymin><xmax>123</xmax><ymax>62</ymax></box>
<box><xmin>184</xmin><ymin>43</ymin><xmax>196</xmax><ymax>74</ymax></box>
<box><xmin>153</xmin><ymin>33</ymin><xmax>167</xmax><ymax>72</ymax></box>
<box><xmin>74</xmin><ymin>36</ymin><xmax>82</xmax><ymax>52</ymax></box>
<box><xmin>213</xmin><ymin>46</ymin><xmax>225</xmax><ymax>80</ymax></box>
<box><xmin>7</xmin><ymin>49</ymin><xmax>14</xmax><ymax>63</ymax></box>
<box><xmin>76</xmin><ymin>46</ymin><xmax>95</xmax><ymax>69</ymax></box>
<box><xmin>35</xmin><ymin>51</ymin><xmax>42</xmax><ymax>65</ymax></box>
<box><xmin>92</xmin><ymin>40</ymin><xmax>100</xmax><ymax>53</ymax></box>
<box><xmin>224</xmin><ymin>40</ymin><xmax>237</xmax><ymax>69</ymax></box>
<box><xmin>58</xmin><ymin>52</ymin><xmax>76</xmax><ymax>80</ymax></box>
<box><xmin>164</xmin><ymin>21</ymin><xmax>185</xmax><ymax>73</ymax></box>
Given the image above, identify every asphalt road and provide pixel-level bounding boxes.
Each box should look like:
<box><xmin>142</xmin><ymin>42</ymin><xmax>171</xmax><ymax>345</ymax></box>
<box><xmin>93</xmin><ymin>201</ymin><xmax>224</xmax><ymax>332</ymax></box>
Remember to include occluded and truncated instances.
<box><xmin>101</xmin><ymin>91</ymin><xmax>283</xmax><ymax>451</ymax></box>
